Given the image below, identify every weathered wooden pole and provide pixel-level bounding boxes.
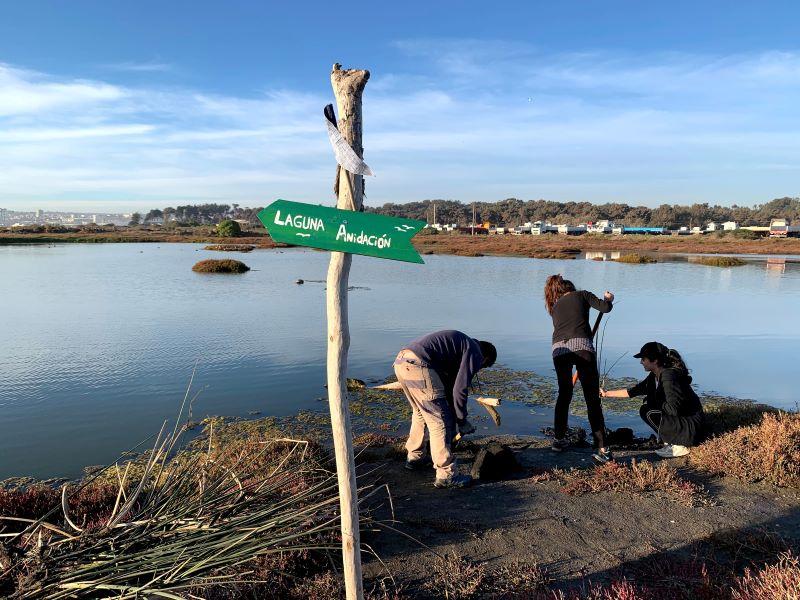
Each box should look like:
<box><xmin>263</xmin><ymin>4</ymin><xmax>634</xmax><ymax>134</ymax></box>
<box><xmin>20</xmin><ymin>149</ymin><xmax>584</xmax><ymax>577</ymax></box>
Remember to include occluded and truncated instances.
<box><xmin>326</xmin><ymin>62</ymin><xmax>368</xmax><ymax>600</ymax></box>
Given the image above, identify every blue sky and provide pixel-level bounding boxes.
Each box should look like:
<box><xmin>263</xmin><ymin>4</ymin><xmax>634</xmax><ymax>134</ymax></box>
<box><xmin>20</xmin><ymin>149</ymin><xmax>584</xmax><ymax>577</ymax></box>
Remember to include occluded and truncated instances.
<box><xmin>0</xmin><ymin>1</ymin><xmax>799</xmax><ymax>211</ymax></box>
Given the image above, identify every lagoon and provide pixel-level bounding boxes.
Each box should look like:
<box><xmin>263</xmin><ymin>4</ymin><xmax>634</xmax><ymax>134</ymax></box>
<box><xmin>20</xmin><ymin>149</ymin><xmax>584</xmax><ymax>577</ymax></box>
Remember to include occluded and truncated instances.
<box><xmin>1</xmin><ymin>243</ymin><xmax>798</xmax><ymax>479</ymax></box>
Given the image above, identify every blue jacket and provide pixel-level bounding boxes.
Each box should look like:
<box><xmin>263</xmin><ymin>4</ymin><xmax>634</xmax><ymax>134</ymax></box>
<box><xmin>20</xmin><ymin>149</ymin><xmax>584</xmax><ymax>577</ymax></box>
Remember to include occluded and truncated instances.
<box><xmin>405</xmin><ymin>330</ymin><xmax>484</xmax><ymax>424</ymax></box>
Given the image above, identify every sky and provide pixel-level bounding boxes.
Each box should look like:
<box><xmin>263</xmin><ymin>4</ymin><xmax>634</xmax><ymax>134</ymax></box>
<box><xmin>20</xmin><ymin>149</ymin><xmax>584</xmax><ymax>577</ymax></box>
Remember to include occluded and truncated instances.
<box><xmin>0</xmin><ymin>1</ymin><xmax>799</xmax><ymax>212</ymax></box>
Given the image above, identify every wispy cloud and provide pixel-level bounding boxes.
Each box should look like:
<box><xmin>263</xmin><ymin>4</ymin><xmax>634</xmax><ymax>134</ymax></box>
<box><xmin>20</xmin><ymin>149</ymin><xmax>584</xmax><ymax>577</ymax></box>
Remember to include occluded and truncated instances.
<box><xmin>0</xmin><ymin>45</ymin><xmax>798</xmax><ymax>211</ymax></box>
<box><xmin>103</xmin><ymin>60</ymin><xmax>173</xmax><ymax>73</ymax></box>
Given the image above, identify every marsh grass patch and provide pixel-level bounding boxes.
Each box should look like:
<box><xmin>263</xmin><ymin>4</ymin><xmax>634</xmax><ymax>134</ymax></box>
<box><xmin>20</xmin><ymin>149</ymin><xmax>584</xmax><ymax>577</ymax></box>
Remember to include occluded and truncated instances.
<box><xmin>203</xmin><ymin>244</ymin><xmax>255</xmax><ymax>252</ymax></box>
<box><xmin>613</xmin><ymin>253</ymin><xmax>658</xmax><ymax>264</ymax></box>
<box><xmin>691</xmin><ymin>412</ymin><xmax>800</xmax><ymax>487</ymax></box>
<box><xmin>694</xmin><ymin>256</ymin><xmax>747</xmax><ymax>267</ymax></box>
<box><xmin>702</xmin><ymin>398</ymin><xmax>781</xmax><ymax>437</ymax></box>
<box><xmin>731</xmin><ymin>552</ymin><xmax>800</xmax><ymax>600</ymax></box>
<box><xmin>192</xmin><ymin>258</ymin><xmax>250</xmax><ymax>273</ymax></box>
<box><xmin>534</xmin><ymin>459</ymin><xmax>711</xmax><ymax>507</ymax></box>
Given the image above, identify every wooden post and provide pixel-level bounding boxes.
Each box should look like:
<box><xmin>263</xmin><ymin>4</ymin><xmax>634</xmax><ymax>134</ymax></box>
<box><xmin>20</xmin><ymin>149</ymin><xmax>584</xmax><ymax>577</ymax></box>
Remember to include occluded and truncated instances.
<box><xmin>326</xmin><ymin>62</ymin><xmax>368</xmax><ymax>600</ymax></box>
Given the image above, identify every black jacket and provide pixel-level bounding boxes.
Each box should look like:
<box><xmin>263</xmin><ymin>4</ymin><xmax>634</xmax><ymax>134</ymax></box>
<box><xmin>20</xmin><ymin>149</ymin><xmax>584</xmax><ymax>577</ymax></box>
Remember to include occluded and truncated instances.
<box><xmin>551</xmin><ymin>291</ymin><xmax>613</xmax><ymax>344</ymax></box>
<box><xmin>627</xmin><ymin>368</ymin><xmax>705</xmax><ymax>446</ymax></box>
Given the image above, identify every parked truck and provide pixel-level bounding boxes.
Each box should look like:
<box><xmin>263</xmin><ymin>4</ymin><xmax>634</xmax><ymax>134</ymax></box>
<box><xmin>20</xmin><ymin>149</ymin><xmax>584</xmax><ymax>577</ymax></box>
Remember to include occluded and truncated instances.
<box><xmin>769</xmin><ymin>218</ymin><xmax>800</xmax><ymax>238</ymax></box>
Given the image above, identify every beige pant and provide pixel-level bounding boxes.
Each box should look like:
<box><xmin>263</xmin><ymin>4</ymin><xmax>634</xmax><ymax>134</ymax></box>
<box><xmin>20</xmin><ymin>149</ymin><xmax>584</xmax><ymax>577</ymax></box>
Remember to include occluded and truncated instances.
<box><xmin>394</xmin><ymin>349</ymin><xmax>456</xmax><ymax>479</ymax></box>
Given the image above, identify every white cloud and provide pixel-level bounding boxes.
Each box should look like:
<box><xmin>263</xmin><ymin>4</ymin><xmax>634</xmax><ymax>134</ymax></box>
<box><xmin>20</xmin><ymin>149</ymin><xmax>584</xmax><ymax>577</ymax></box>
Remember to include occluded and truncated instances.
<box><xmin>0</xmin><ymin>46</ymin><xmax>798</xmax><ymax>210</ymax></box>
<box><xmin>0</xmin><ymin>64</ymin><xmax>124</xmax><ymax>117</ymax></box>
<box><xmin>0</xmin><ymin>125</ymin><xmax>154</xmax><ymax>142</ymax></box>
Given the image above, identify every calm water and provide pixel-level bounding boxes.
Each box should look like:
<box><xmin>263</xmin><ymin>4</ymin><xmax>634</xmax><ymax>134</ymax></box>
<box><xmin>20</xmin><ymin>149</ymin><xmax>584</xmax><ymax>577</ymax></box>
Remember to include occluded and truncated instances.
<box><xmin>1</xmin><ymin>243</ymin><xmax>798</xmax><ymax>479</ymax></box>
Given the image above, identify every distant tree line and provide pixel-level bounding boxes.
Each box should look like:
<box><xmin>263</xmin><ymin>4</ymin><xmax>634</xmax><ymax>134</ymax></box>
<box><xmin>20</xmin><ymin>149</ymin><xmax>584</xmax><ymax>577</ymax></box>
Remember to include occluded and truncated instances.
<box><xmin>135</xmin><ymin>203</ymin><xmax>263</xmax><ymax>226</ymax></box>
<box><xmin>134</xmin><ymin>196</ymin><xmax>800</xmax><ymax>229</ymax></box>
<box><xmin>366</xmin><ymin>197</ymin><xmax>800</xmax><ymax>228</ymax></box>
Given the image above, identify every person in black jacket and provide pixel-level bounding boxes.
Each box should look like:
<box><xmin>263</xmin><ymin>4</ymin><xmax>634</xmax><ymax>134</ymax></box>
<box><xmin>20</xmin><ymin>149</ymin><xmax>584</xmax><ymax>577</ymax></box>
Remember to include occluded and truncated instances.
<box><xmin>544</xmin><ymin>274</ymin><xmax>614</xmax><ymax>464</ymax></box>
<box><xmin>601</xmin><ymin>341</ymin><xmax>705</xmax><ymax>458</ymax></box>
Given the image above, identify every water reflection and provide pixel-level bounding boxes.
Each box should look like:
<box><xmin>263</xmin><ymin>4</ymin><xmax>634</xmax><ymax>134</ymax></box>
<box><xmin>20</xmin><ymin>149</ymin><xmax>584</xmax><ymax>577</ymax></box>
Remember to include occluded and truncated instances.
<box><xmin>1</xmin><ymin>244</ymin><xmax>799</xmax><ymax>478</ymax></box>
<box><xmin>583</xmin><ymin>251</ymin><xmax>621</xmax><ymax>261</ymax></box>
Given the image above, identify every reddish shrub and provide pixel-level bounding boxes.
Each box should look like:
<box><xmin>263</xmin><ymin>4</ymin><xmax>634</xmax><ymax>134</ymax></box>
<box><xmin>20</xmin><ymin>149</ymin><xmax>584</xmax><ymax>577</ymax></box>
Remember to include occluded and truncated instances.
<box><xmin>731</xmin><ymin>552</ymin><xmax>800</xmax><ymax>600</ymax></box>
<box><xmin>691</xmin><ymin>412</ymin><xmax>800</xmax><ymax>487</ymax></box>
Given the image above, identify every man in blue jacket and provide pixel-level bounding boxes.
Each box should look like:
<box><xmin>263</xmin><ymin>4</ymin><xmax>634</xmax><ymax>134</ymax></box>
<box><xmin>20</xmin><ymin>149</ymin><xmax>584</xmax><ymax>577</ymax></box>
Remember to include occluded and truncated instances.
<box><xmin>393</xmin><ymin>330</ymin><xmax>497</xmax><ymax>488</ymax></box>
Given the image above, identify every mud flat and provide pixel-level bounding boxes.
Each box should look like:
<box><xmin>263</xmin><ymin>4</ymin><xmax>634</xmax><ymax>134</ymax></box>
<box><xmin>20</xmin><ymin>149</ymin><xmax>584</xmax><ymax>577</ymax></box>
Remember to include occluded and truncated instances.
<box><xmin>5</xmin><ymin>227</ymin><xmax>800</xmax><ymax>259</ymax></box>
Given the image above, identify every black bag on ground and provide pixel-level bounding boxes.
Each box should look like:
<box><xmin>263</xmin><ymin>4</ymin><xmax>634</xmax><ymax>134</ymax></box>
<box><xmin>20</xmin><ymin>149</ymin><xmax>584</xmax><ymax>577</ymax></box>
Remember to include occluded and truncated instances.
<box><xmin>470</xmin><ymin>443</ymin><xmax>521</xmax><ymax>481</ymax></box>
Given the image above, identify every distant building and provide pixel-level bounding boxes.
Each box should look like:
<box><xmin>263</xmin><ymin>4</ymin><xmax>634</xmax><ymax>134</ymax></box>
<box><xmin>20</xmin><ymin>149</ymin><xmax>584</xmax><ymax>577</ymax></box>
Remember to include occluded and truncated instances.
<box><xmin>0</xmin><ymin>208</ymin><xmax>6</xmax><ymax>226</ymax></box>
<box><xmin>557</xmin><ymin>224</ymin><xmax>587</xmax><ymax>235</ymax></box>
<box><xmin>723</xmin><ymin>221</ymin><xmax>739</xmax><ymax>231</ymax></box>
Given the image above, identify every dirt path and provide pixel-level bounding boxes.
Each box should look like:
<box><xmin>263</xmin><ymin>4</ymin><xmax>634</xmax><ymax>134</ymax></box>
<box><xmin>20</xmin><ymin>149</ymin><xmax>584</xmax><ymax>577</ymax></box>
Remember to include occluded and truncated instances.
<box><xmin>360</xmin><ymin>436</ymin><xmax>800</xmax><ymax>597</ymax></box>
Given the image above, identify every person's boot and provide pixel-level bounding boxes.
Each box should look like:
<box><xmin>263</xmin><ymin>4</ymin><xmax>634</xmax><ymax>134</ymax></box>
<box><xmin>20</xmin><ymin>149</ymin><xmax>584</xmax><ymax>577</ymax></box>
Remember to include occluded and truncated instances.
<box><xmin>591</xmin><ymin>448</ymin><xmax>615</xmax><ymax>465</ymax></box>
<box><xmin>433</xmin><ymin>474</ymin><xmax>472</xmax><ymax>488</ymax></box>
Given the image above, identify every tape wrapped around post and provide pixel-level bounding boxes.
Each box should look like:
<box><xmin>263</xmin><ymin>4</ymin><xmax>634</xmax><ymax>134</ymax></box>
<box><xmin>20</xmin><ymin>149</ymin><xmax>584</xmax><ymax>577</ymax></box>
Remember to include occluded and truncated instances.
<box><xmin>325</xmin><ymin>104</ymin><xmax>374</xmax><ymax>177</ymax></box>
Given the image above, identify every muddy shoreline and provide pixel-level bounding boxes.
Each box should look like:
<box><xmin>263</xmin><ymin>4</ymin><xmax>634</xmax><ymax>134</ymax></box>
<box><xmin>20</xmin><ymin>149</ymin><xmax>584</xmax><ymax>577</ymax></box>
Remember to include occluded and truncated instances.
<box><xmin>3</xmin><ymin>228</ymin><xmax>800</xmax><ymax>257</ymax></box>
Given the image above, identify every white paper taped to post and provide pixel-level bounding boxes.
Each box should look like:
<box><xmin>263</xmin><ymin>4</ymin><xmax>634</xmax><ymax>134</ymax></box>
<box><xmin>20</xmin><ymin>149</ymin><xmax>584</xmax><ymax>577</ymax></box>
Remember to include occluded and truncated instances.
<box><xmin>326</xmin><ymin>120</ymin><xmax>374</xmax><ymax>177</ymax></box>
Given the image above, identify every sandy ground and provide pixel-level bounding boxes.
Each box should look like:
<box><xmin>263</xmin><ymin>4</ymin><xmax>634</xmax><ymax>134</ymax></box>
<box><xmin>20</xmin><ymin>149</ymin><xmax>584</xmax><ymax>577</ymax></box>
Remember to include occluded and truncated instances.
<box><xmin>358</xmin><ymin>435</ymin><xmax>800</xmax><ymax>596</ymax></box>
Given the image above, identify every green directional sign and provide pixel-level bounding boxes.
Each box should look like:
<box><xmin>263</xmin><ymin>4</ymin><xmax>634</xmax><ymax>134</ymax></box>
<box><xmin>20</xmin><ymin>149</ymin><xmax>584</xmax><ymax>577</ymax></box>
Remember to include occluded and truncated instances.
<box><xmin>258</xmin><ymin>199</ymin><xmax>426</xmax><ymax>264</ymax></box>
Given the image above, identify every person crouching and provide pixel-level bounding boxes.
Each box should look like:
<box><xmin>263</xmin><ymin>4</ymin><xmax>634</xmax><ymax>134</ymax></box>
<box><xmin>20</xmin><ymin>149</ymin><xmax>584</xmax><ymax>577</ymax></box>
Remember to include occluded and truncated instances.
<box><xmin>394</xmin><ymin>330</ymin><xmax>497</xmax><ymax>488</ymax></box>
<box><xmin>601</xmin><ymin>342</ymin><xmax>705</xmax><ymax>457</ymax></box>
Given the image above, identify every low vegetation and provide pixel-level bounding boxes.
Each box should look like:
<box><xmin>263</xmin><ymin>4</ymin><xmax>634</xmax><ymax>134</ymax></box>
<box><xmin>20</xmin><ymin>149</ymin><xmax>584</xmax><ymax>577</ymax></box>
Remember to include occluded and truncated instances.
<box><xmin>702</xmin><ymin>399</ymin><xmax>781</xmax><ymax>437</ymax></box>
<box><xmin>613</xmin><ymin>253</ymin><xmax>658</xmax><ymax>264</ymax></box>
<box><xmin>192</xmin><ymin>258</ymin><xmax>250</xmax><ymax>273</ymax></box>
<box><xmin>691</xmin><ymin>412</ymin><xmax>800</xmax><ymax>487</ymax></box>
<box><xmin>0</xmin><ymin>416</ymin><xmax>387</xmax><ymax>598</ymax></box>
<box><xmin>534</xmin><ymin>459</ymin><xmax>709</xmax><ymax>507</ymax></box>
<box><xmin>694</xmin><ymin>256</ymin><xmax>747</xmax><ymax>267</ymax></box>
<box><xmin>421</xmin><ymin>550</ymin><xmax>800</xmax><ymax>600</ymax></box>
<box><xmin>203</xmin><ymin>243</ymin><xmax>255</xmax><ymax>252</ymax></box>
<box><xmin>731</xmin><ymin>552</ymin><xmax>800</xmax><ymax>600</ymax></box>
<box><xmin>216</xmin><ymin>219</ymin><xmax>242</xmax><ymax>237</ymax></box>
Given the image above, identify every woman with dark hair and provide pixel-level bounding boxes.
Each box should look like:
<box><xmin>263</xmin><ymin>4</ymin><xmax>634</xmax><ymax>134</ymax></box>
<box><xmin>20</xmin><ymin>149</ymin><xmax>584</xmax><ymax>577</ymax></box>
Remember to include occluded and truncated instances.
<box><xmin>601</xmin><ymin>342</ymin><xmax>705</xmax><ymax>458</ymax></box>
<box><xmin>544</xmin><ymin>274</ymin><xmax>615</xmax><ymax>464</ymax></box>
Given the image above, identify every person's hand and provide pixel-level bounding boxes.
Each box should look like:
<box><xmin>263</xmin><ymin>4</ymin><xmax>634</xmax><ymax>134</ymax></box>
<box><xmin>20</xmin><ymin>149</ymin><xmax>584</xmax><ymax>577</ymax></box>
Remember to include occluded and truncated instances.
<box><xmin>458</xmin><ymin>420</ymin><xmax>476</xmax><ymax>435</ymax></box>
<box><xmin>599</xmin><ymin>387</ymin><xmax>607</xmax><ymax>398</ymax></box>
<box><xmin>604</xmin><ymin>291</ymin><xmax>615</xmax><ymax>302</ymax></box>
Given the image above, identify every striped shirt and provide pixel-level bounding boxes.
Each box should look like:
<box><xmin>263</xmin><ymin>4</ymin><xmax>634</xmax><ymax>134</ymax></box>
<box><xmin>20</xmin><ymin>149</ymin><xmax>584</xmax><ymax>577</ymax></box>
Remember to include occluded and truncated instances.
<box><xmin>552</xmin><ymin>337</ymin><xmax>595</xmax><ymax>358</ymax></box>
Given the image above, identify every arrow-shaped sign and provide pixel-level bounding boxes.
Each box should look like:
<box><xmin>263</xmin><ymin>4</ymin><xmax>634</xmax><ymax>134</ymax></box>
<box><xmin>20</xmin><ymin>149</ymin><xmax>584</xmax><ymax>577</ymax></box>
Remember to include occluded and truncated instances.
<box><xmin>258</xmin><ymin>199</ymin><xmax>426</xmax><ymax>264</ymax></box>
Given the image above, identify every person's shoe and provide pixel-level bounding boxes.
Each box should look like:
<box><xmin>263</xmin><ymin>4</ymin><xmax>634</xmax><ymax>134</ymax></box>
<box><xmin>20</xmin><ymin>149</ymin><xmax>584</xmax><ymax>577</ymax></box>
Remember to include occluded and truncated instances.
<box><xmin>404</xmin><ymin>457</ymin><xmax>432</xmax><ymax>471</ymax></box>
<box><xmin>433</xmin><ymin>474</ymin><xmax>472</xmax><ymax>489</ymax></box>
<box><xmin>551</xmin><ymin>438</ymin><xmax>570</xmax><ymax>452</ymax></box>
<box><xmin>458</xmin><ymin>420</ymin><xmax>476</xmax><ymax>435</ymax></box>
<box><xmin>655</xmin><ymin>444</ymin><xmax>690</xmax><ymax>458</ymax></box>
<box><xmin>592</xmin><ymin>448</ymin><xmax>615</xmax><ymax>465</ymax></box>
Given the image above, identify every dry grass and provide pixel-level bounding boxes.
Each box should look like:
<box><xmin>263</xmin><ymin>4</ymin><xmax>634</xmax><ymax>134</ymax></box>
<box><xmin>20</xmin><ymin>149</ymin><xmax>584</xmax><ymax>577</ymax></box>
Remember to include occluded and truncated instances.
<box><xmin>0</xmin><ymin>415</ymin><xmax>356</xmax><ymax>598</ymax></box>
<box><xmin>428</xmin><ymin>554</ymin><xmax>487</xmax><ymax>599</ymax></box>
<box><xmin>613</xmin><ymin>253</ymin><xmax>658</xmax><ymax>264</ymax></box>
<box><xmin>703</xmin><ymin>401</ymin><xmax>781</xmax><ymax>437</ymax></box>
<box><xmin>192</xmin><ymin>258</ymin><xmax>250</xmax><ymax>273</ymax></box>
<box><xmin>691</xmin><ymin>412</ymin><xmax>800</xmax><ymax>487</ymax></box>
<box><xmin>550</xmin><ymin>459</ymin><xmax>709</xmax><ymax>506</ymax></box>
<box><xmin>543</xmin><ymin>552</ymin><xmax>800</xmax><ymax>600</ymax></box>
<box><xmin>203</xmin><ymin>244</ymin><xmax>256</xmax><ymax>252</ymax></box>
<box><xmin>352</xmin><ymin>433</ymin><xmax>403</xmax><ymax>447</ymax></box>
<box><xmin>488</xmin><ymin>559</ymin><xmax>552</xmax><ymax>599</ymax></box>
<box><xmin>731</xmin><ymin>552</ymin><xmax>800</xmax><ymax>600</ymax></box>
<box><xmin>694</xmin><ymin>256</ymin><xmax>747</xmax><ymax>267</ymax></box>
